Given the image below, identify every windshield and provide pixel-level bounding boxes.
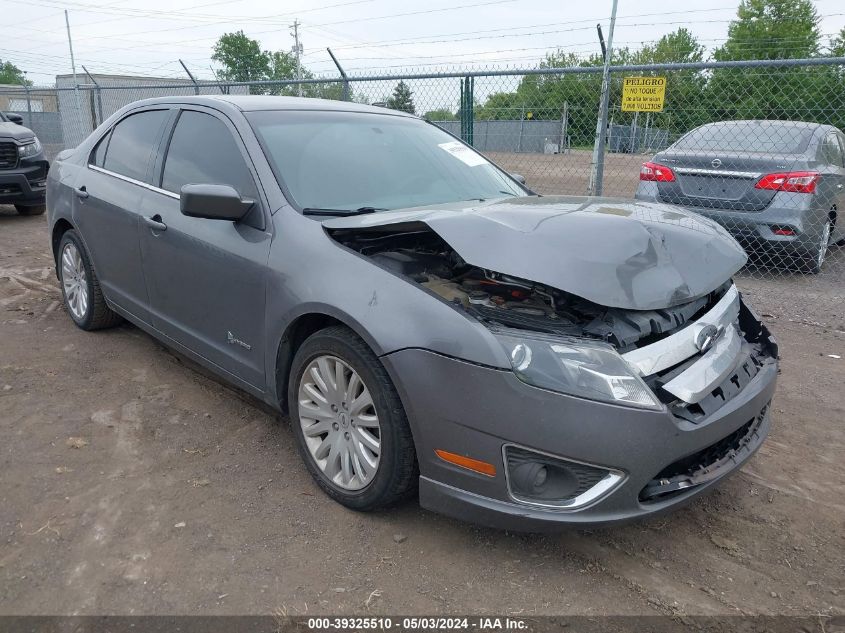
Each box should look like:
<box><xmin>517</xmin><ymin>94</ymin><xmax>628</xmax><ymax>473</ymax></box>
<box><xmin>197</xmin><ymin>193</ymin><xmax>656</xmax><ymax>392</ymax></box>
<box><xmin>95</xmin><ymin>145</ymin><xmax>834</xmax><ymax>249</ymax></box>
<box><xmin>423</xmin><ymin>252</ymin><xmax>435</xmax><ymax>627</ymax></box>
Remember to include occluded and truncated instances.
<box><xmin>247</xmin><ymin>110</ymin><xmax>526</xmax><ymax>212</ymax></box>
<box><xmin>672</xmin><ymin>121</ymin><xmax>814</xmax><ymax>154</ymax></box>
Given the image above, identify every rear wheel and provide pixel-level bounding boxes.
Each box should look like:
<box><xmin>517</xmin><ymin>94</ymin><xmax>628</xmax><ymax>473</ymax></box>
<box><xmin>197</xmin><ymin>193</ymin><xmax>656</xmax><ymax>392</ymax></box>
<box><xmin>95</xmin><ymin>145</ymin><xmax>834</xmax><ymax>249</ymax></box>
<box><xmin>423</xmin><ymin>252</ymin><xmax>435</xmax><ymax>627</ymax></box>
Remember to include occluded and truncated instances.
<box><xmin>58</xmin><ymin>230</ymin><xmax>123</xmax><ymax>330</ymax></box>
<box><xmin>288</xmin><ymin>325</ymin><xmax>417</xmax><ymax>510</ymax></box>
<box><xmin>15</xmin><ymin>203</ymin><xmax>46</xmax><ymax>216</ymax></box>
<box><xmin>798</xmin><ymin>219</ymin><xmax>833</xmax><ymax>274</ymax></box>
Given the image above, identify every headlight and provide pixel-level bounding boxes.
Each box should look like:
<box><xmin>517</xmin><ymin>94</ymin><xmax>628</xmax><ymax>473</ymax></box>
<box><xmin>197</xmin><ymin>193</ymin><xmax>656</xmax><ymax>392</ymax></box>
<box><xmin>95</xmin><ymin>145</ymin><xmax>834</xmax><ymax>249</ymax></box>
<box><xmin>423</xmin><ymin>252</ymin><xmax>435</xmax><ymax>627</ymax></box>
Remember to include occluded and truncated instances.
<box><xmin>494</xmin><ymin>328</ymin><xmax>662</xmax><ymax>410</ymax></box>
<box><xmin>18</xmin><ymin>138</ymin><xmax>42</xmax><ymax>158</ymax></box>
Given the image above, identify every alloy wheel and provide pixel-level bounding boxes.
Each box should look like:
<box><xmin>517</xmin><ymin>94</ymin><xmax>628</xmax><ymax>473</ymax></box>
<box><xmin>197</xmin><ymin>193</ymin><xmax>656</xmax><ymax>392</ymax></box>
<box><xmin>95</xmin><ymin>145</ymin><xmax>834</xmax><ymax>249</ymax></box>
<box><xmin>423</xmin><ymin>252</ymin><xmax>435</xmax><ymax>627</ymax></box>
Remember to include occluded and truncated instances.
<box><xmin>297</xmin><ymin>354</ymin><xmax>381</xmax><ymax>491</ymax></box>
<box><xmin>61</xmin><ymin>242</ymin><xmax>89</xmax><ymax>321</ymax></box>
<box><xmin>816</xmin><ymin>220</ymin><xmax>832</xmax><ymax>271</ymax></box>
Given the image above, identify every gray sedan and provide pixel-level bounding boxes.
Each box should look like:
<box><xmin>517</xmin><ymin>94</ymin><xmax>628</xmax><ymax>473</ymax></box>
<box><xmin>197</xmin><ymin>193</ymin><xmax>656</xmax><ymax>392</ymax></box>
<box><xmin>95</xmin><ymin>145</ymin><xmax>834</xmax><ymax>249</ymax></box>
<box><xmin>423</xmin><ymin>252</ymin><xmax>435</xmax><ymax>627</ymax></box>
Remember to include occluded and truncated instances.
<box><xmin>636</xmin><ymin>119</ymin><xmax>845</xmax><ymax>273</ymax></box>
<box><xmin>46</xmin><ymin>96</ymin><xmax>778</xmax><ymax>529</ymax></box>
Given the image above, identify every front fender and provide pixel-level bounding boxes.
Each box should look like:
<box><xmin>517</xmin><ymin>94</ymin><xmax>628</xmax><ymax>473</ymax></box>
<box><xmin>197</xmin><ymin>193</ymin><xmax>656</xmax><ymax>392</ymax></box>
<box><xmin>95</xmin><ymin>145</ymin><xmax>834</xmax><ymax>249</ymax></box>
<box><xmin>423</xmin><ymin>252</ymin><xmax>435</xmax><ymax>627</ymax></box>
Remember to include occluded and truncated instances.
<box><xmin>263</xmin><ymin>210</ymin><xmax>511</xmax><ymax>402</ymax></box>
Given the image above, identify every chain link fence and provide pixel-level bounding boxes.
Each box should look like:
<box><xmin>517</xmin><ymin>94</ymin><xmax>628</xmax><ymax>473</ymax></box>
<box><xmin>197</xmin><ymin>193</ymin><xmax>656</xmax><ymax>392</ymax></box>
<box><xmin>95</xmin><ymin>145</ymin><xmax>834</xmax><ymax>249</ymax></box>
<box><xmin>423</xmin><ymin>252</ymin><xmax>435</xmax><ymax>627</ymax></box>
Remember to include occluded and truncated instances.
<box><xmin>2</xmin><ymin>57</ymin><xmax>843</xmax><ymax>320</ymax></box>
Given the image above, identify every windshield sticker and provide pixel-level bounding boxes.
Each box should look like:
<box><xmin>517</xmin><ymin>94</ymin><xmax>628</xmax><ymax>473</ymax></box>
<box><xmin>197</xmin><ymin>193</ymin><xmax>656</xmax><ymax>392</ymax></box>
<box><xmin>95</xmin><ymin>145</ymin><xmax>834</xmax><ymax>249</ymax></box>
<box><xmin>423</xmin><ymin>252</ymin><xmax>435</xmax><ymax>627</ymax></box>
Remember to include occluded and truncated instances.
<box><xmin>438</xmin><ymin>141</ymin><xmax>489</xmax><ymax>167</ymax></box>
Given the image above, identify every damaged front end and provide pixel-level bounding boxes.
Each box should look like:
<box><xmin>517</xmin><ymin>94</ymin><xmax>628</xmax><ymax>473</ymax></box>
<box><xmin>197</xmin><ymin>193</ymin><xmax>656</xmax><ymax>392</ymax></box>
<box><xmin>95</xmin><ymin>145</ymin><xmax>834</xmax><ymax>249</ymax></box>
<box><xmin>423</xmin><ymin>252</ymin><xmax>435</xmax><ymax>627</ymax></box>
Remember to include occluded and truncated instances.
<box><xmin>330</xmin><ymin>219</ymin><xmax>776</xmax><ymax>400</ymax></box>
<box><xmin>328</xmin><ymin>221</ymin><xmax>733</xmax><ymax>352</ymax></box>
<box><xmin>328</xmin><ymin>217</ymin><xmax>778</xmax><ymax>512</ymax></box>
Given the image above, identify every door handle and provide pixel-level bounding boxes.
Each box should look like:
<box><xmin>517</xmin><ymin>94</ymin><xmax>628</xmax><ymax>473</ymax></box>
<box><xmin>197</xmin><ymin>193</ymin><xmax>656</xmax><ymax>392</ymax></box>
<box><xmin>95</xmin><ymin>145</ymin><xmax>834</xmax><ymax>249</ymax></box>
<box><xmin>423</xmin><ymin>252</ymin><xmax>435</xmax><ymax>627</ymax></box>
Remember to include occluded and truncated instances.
<box><xmin>74</xmin><ymin>185</ymin><xmax>89</xmax><ymax>199</ymax></box>
<box><xmin>143</xmin><ymin>215</ymin><xmax>167</xmax><ymax>232</ymax></box>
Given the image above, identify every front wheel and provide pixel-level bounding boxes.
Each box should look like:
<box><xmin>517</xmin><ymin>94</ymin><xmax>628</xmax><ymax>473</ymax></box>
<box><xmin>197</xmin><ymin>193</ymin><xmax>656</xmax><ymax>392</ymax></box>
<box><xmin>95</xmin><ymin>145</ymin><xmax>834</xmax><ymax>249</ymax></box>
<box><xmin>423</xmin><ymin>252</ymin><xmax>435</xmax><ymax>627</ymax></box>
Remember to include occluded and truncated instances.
<box><xmin>288</xmin><ymin>325</ymin><xmax>417</xmax><ymax>510</ymax></box>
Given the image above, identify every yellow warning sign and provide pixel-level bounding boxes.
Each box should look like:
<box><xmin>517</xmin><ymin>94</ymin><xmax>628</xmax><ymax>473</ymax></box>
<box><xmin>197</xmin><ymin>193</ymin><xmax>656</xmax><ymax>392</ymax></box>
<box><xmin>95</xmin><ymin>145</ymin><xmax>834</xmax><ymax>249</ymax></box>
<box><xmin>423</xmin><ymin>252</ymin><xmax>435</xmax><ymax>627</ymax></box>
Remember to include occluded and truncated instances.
<box><xmin>622</xmin><ymin>76</ymin><xmax>666</xmax><ymax>112</ymax></box>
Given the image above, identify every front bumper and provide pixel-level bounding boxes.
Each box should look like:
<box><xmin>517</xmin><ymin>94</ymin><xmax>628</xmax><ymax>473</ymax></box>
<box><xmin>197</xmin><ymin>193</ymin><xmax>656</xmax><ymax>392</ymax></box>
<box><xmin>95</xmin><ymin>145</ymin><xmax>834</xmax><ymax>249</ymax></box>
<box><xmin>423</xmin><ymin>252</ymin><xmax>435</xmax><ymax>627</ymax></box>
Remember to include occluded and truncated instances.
<box><xmin>383</xmin><ymin>335</ymin><xmax>777</xmax><ymax>530</ymax></box>
<box><xmin>0</xmin><ymin>159</ymin><xmax>49</xmax><ymax>205</ymax></box>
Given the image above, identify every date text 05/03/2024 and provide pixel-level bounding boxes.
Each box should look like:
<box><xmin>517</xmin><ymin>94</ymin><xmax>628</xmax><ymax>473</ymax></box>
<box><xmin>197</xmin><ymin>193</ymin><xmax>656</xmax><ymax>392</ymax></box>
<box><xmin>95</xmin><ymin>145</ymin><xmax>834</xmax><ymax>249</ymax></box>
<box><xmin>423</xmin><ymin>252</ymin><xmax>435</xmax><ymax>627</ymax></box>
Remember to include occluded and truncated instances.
<box><xmin>306</xmin><ymin>617</ymin><xmax>529</xmax><ymax>630</ymax></box>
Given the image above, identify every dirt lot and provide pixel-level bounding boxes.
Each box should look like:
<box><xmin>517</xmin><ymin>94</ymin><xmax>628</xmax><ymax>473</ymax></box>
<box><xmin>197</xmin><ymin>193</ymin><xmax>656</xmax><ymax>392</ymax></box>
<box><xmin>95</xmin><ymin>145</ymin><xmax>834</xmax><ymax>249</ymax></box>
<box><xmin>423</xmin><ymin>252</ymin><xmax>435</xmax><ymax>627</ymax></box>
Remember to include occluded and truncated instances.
<box><xmin>1</xmin><ymin>205</ymin><xmax>843</xmax><ymax>619</ymax></box>
<box><xmin>489</xmin><ymin>149</ymin><xmax>646</xmax><ymax>198</ymax></box>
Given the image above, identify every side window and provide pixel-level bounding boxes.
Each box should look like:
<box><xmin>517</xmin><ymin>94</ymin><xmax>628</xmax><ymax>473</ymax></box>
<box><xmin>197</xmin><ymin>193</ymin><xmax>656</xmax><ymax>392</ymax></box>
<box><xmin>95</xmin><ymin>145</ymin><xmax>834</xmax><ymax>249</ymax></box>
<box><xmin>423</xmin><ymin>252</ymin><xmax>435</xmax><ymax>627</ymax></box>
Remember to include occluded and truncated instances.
<box><xmin>89</xmin><ymin>130</ymin><xmax>111</xmax><ymax>167</ymax></box>
<box><xmin>820</xmin><ymin>133</ymin><xmax>844</xmax><ymax>168</ymax></box>
<box><xmin>161</xmin><ymin>110</ymin><xmax>257</xmax><ymax>199</ymax></box>
<box><xmin>102</xmin><ymin>110</ymin><xmax>169</xmax><ymax>183</ymax></box>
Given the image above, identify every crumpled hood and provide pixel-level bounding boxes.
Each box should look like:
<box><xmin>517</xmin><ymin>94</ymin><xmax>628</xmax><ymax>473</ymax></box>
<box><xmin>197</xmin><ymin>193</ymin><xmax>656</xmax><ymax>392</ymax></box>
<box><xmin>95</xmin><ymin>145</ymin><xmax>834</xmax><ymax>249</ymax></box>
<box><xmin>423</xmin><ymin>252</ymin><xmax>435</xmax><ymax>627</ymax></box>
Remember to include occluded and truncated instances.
<box><xmin>0</xmin><ymin>121</ymin><xmax>35</xmax><ymax>142</ymax></box>
<box><xmin>324</xmin><ymin>196</ymin><xmax>747</xmax><ymax>310</ymax></box>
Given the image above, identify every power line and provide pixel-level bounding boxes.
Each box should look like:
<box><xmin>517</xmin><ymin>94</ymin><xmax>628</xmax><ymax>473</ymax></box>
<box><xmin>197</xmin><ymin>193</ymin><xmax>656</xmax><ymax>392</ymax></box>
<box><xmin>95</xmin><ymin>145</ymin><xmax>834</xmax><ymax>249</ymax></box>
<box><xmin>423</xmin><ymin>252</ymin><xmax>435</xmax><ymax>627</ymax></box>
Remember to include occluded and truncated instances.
<box><xmin>301</xmin><ymin>6</ymin><xmax>743</xmax><ymax>55</ymax></box>
<box><xmin>0</xmin><ymin>0</ymin><xmax>379</xmax><ymax>26</ymax></box>
<box><xmin>32</xmin><ymin>11</ymin><xmax>843</xmax><ymax>61</ymax></box>
<box><xmin>1</xmin><ymin>0</ymin><xmax>520</xmax><ymax>56</ymax></box>
<box><xmin>4</xmin><ymin>2</ymin><xmax>844</xmax><ymax>83</ymax></box>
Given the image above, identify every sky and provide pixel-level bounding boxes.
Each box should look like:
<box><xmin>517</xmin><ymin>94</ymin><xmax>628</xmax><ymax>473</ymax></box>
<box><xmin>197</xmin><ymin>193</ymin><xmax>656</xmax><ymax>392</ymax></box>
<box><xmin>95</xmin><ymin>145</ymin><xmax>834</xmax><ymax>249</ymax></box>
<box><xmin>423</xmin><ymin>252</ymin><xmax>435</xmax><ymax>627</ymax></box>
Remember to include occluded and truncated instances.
<box><xmin>2</xmin><ymin>0</ymin><xmax>845</xmax><ymax>86</ymax></box>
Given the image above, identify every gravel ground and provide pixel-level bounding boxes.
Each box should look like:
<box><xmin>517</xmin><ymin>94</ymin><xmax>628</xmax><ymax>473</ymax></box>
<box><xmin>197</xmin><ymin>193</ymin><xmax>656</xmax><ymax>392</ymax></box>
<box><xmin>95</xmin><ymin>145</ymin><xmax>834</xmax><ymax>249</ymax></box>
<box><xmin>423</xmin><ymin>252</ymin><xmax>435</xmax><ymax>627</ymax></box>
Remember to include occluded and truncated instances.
<box><xmin>1</xmin><ymin>206</ymin><xmax>843</xmax><ymax>619</ymax></box>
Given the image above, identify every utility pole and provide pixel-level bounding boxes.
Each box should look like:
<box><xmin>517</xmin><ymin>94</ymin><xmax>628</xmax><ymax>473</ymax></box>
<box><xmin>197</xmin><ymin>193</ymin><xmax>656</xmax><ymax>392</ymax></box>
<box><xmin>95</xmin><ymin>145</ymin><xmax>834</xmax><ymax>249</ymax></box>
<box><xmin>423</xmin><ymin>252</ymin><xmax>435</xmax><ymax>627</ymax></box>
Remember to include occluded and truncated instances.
<box><xmin>588</xmin><ymin>0</ymin><xmax>618</xmax><ymax>196</ymax></box>
<box><xmin>291</xmin><ymin>19</ymin><xmax>303</xmax><ymax>97</ymax></box>
<box><xmin>65</xmin><ymin>10</ymin><xmax>83</xmax><ymax>131</ymax></box>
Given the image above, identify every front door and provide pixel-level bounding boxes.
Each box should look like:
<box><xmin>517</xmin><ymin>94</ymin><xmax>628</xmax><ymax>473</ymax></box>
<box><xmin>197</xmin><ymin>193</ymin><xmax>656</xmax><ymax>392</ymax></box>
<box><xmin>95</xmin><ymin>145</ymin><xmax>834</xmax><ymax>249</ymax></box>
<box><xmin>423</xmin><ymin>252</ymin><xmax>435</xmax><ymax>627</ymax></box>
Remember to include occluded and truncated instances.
<box><xmin>138</xmin><ymin>108</ymin><xmax>271</xmax><ymax>389</ymax></box>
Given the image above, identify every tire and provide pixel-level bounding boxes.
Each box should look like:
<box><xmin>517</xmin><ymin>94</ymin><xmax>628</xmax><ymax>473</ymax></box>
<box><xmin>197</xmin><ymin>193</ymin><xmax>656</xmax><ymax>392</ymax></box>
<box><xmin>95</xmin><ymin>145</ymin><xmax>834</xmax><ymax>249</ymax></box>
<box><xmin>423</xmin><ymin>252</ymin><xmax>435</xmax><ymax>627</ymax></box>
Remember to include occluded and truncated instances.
<box><xmin>288</xmin><ymin>325</ymin><xmax>417</xmax><ymax>511</ymax></box>
<box><xmin>15</xmin><ymin>203</ymin><xmax>46</xmax><ymax>216</ymax></box>
<box><xmin>58</xmin><ymin>229</ymin><xmax>123</xmax><ymax>330</ymax></box>
<box><xmin>797</xmin><ymin>219</ymin><xmax>833</xmax><ymax>275</ymax></box>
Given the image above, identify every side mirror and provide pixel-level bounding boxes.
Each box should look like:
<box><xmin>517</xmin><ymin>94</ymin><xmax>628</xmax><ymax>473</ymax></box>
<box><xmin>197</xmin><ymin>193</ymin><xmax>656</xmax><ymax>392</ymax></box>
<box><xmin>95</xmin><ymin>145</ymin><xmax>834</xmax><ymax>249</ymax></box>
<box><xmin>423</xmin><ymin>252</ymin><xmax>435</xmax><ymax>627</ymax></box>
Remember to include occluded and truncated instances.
<box><xmin>180</xmin><ymin>184</ymin><xmax>253</xmax><ymax>221</ymax></box>
<box><xmin>4</xmin><ymin>112</ymin><xmax>24</xmax><ymax>125</ymax></box>
<box><xmin>510</xmin><ymin>173</ymin><xmax>526</xmax><ymax>185</ymax></box>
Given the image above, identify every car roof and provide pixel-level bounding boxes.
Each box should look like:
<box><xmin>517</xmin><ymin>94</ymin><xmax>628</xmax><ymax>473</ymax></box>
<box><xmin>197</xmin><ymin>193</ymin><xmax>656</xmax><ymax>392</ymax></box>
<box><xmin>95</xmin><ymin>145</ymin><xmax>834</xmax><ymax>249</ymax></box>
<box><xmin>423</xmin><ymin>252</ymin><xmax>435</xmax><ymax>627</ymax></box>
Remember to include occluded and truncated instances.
<box><xmin>697</xmin><ymin>119</ymin><xmax>830</xmax><ymax>132</ymax></box>
<box><xmin>129</xmin><ymin>94</ymin><xmax>417</xmax><ymax>118</ymax></box>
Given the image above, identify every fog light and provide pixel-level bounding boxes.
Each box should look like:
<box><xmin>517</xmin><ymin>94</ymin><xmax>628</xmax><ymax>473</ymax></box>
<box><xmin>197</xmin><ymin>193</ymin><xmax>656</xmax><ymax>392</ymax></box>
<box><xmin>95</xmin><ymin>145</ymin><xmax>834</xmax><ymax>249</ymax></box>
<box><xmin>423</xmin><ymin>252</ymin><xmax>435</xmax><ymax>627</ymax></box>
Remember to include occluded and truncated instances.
<box><xmin>511</xmin><ymin>462</ymin><xmax>548</xmax><ymax>494</ymax></box>
<box><xmin>504</xmin><ymin>445</ymin><xmax>624</xmax><ymax>510</ymax></box>
<box><xmin>534</xmin><ymin>465</ymin><xmax>548</xmax><ymax>487</ymax></box>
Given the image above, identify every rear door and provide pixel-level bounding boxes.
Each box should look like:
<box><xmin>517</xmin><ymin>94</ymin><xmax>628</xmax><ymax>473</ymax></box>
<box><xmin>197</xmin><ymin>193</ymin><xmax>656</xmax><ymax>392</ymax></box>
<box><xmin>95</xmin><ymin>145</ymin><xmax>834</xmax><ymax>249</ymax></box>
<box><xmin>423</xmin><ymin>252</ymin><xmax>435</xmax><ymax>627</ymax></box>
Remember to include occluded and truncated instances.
<box><xmin>138</xmin><ymin>107</ymin><xmax>271</xmax><ymax>389</ymax></box>
<box><xmin>74</xmin><ymin>108</ymin><xmax>172</xmax><ymax>322</ymax></box>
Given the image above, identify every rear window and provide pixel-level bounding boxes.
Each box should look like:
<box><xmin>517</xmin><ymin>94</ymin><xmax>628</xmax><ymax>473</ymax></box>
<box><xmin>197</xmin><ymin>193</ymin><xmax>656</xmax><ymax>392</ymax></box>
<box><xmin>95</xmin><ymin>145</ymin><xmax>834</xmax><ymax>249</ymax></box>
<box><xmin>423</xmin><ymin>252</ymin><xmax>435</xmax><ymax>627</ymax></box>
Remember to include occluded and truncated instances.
<box><xmin>102</xmin><ymin>109</ymin><xmax>169</xmax><ymax>183</ymax></box>
<box><xmin>671</xmin><ymin>122</ymin><xmax>814</xmax><ymax>154</ymax></box>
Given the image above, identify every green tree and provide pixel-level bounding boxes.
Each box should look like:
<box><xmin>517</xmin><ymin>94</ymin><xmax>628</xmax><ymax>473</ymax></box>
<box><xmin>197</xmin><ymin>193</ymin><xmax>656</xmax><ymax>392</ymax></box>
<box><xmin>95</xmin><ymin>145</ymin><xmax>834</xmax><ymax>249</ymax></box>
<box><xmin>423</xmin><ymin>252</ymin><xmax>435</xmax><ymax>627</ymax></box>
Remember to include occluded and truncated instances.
<box><xmin>713</xmin><ymin>0</ymin><xmax>820</xmax><ymax>61</ymax></box>
<box><xmin>475</xmin><ymin>92</ymin><xmax>527</xmax><ymax>120</ymax></box>
<box><xmin>266</xmin><ymin>50</ymin><xmax>300</xmax><ymax>84</ymax></box>
<box><xmin>423</xmin><ymin>108</ymin><xmax>457</xmax><ymax>121</ymax></box>
<box><xmin>473</xmin><ymin>30</ymin><xmax>709</xmax><ymax>146</ymax></box>
<box><xmin>830</xmin><ymin>27</ymin><xmax>845</xmax><ymax>57</ymax></box>
<box><xmin>265</xmin><ymin>50</ymin><xmax>307</xmax><ymax>96</ymax></box>
<box><xmin>212</xmin><ymin>31</ymin><xmax>270</xmax><ymax>93</ymax></box>
<box><xmin>708</xmin><ymin>0</ymin><xmax>823</xmax><ymax>124</ymax></box>
<box><xmin>636</xmin><ymin>28</ymin><xmax>704</xmax><ymax>64</ymax></box>
<box><xmin>0</xmin><ymin>58</ymin><xmax>29</xmax><ymax>85</ymax></box>
<box><xmin>387</xmin><ymin>81</ymin><xmax>415</xmax><ymax>114</ymax></box>
<box><xmin>211</xmin><ymin>32</ymin><xmax>348</xmax><ymax>100</ymax></box>
<box><xmin>634</xmin><ymin>29</ymin><xmax>709</xmax><ymax>139</ymax></box>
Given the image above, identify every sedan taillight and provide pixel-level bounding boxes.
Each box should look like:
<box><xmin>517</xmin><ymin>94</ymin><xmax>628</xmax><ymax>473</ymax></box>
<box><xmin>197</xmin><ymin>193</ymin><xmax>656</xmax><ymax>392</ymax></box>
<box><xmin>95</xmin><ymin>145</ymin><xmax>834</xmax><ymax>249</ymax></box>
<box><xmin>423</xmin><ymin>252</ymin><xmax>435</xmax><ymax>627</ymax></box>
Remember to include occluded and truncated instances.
<box><xmin>640</xmin><ymin>162</ymin><xmax>675</xmax><ymax>182</ymax></box>
<box><xmin>754</xmin><ymin>171</ymin><xmax>819</xmax><ymax>194</ymax></box>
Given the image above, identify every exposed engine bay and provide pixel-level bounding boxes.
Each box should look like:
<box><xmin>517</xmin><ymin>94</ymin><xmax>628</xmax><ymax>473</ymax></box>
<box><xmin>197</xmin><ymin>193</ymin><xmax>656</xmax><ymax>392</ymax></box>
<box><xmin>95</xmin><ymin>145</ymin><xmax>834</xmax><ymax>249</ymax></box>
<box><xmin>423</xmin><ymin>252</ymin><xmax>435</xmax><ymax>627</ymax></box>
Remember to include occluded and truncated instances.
<box><xmin>329</xmin><ymin>224</ymin><xmax>730</xmax><ymax>353</ymax></box>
